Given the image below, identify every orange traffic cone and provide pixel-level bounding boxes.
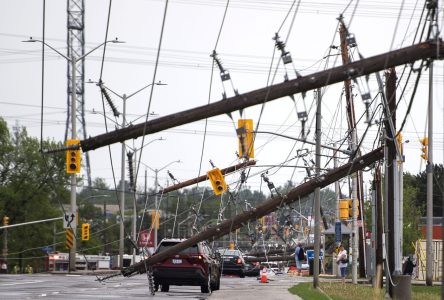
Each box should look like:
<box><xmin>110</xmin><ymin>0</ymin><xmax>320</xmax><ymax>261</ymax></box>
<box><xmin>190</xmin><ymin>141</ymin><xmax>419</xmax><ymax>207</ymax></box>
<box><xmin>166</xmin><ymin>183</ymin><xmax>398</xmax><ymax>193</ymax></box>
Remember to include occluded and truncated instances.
<box><xmin>260</xmin><ymin>267</ymin><xmax>268</xmax><ymax>283</ymax></box>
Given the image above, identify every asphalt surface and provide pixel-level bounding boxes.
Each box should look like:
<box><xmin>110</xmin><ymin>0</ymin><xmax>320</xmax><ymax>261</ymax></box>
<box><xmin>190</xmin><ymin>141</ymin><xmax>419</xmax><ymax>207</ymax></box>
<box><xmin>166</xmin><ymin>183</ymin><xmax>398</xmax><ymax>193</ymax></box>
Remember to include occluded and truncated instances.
<box><xmin>0</xmin><ymin>272</ymin><xmax>304</xmax><ymax>299</ymax></box>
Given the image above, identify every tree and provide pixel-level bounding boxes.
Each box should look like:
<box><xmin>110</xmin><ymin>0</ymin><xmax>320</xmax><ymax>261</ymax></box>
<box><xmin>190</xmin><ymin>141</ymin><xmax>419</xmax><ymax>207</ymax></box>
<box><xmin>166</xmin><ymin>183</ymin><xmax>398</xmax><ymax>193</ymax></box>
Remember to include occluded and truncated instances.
<box><xmin>413</xmin><ymin>164</ymin><xmax>444</xmax><ymax>217</ymax></box>
<box><xmin>0</xmin><ymin>118</ymin><xmax>70</xmax><ymax>271</ymax></box>
<box><xmin>403</xmin><ymin>172</ymin><xmax>422</xmax><ymax>255</ymax></box>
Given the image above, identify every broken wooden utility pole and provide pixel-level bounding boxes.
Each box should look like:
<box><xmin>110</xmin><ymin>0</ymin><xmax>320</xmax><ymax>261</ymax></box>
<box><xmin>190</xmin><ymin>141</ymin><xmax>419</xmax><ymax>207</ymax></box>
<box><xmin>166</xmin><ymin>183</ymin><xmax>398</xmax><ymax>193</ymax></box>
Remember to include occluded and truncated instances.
<box><xmin>80</xmin><ymin>40</ymin><xmax>444</xmax><ymax>153</ymax></box>
<box><xmin>120</xmin><ymin>147</ymin><xmax>383</xmax><ymax>277</ymax></box>
<box><xmin>157</xmin><ymin>160</ymin><xmax>256</xmax><ymax>194</ymax></box>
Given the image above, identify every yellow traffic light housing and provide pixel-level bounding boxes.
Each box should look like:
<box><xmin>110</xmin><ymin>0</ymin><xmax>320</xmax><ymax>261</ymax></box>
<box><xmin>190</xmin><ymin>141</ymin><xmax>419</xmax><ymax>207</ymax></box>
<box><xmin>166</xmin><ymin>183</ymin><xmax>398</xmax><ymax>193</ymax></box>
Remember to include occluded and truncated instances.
<box><xmin>339</xmin><ymin>199</ymin><xmax>359</xmax><ymax>220</ymax></box>
<box><xmin>420</xmin><ymin>137</ymin><xmax>428</xmax><ymax>161</ymax></box>
<box><xmin>81</xmin><ymin>223</ymin><xmax>90</xmax><ymax>241</ymax></box>
<box><xmin>207</xmin><ymin>168</ymin><xmax>228</xmax><ymax>195</ymax></box>
<box><xmin>66</xmin><ymin>139</ymin><xmax>81</xmax><ymax>174</ymax></box>
<box><xmin>2</xmin><ymin>215</ymin><xmax>9</xmax><ymax>226</ymax></box>
<box><xmin>339</xmin><ymin>199</ymin><xmax>349</xmax><ymax>220</ymax></box>
<box><xmin>237</xmin><ymin>119</ymin><xmax>254</xmax><ymax>159</ymax></box>
<box><xmin>151</xmin><ymin>210</ymin><xmax>161</xmax><ymax>230</ymax></box>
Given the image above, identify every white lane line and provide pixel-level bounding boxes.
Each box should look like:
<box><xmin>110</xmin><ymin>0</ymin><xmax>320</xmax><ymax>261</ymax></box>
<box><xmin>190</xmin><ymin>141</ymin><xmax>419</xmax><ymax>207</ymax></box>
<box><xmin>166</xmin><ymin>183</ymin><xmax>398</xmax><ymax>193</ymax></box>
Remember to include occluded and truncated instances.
<box><xmin>2</xmin><ymin>280</ymin><xmax>44</xmax><ymax>286</ymax></box>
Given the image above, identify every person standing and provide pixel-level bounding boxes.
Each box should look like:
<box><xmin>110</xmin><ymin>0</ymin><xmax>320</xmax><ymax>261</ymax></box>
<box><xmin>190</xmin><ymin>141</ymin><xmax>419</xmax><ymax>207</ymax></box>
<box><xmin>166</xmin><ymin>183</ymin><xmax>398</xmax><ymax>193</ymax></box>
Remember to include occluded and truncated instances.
<box><xmin>295</xmin><ymin>243</ymin><xmax>305</xmax><ymax>276</ymax></box>
<box><xmin>336</xmin><ymin>245</ymin><xmax>348</xmax><ymax>283</ymax></box>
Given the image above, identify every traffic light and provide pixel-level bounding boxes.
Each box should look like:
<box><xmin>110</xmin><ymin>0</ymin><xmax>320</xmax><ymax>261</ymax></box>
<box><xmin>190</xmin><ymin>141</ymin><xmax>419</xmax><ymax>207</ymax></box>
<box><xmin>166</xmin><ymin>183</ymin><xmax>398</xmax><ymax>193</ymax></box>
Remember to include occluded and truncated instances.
<box><xmin>229</xmin><ymin>242</ymin><xmax>235</xmax><ymax>250</ymax></box>
<box><xmin>2</xmin><ymin>215</ymin><xmax>9</xmax><ymax>226</ymax></box>
<box><xmin>396</xmin><ymin>132</ymin><xmax>403</xmax><ymax>150</ymax></box>
<box><xmin>346</xmin><ymin>199</ymin><xmax>359</xmax><ymax>218</ymax></box>
<box><xmin>151</xmin><ymin>210</ymin><xmax>161</xmax><ymax>230</ymax></box>
<box><xmin>420</xmin><ymin>137</ymin><xmax>428</xmax><ymax>161</ymax></box>
<box><xmin>66</xmin><ymin>139</ymin><xmax>81</xmax><ymax>174</ymax></box>
<box><xmin>207</xmin><ymin>168</ymin><xmax>227</xmax><ymax>195</ymax></box>
<box><xmin>81</xmin><ymin>223</ymin><xmax>90</xmax><ymax>241</ymax></box>
<box><xmin>237</xmin><ymin>119</ymin><xmax>254</xmax><ymax>159</ymax></box>
<box><xmin>339</xmin><ymin>199</ymin><xmax>359</xmax><ymax>219</ymax></box>
<box><xmin>339</xmin><ymin>199</ymin><xmax>349</xmax><ymax>220</ymax></box>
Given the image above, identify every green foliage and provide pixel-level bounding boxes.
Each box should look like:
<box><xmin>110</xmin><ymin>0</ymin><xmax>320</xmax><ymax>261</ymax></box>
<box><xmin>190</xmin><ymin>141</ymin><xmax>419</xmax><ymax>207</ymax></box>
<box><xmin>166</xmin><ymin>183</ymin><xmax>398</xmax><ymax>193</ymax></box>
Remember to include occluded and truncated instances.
<box><xmin>0</xmin><ymin>118</ymin><xmax>70</xmax><ymax>271</ymax></box>
<box><xmin>412</xmin><ymin>164</ymin><xmax>444</xmax><ymax>217</ymax></box>
<box><xmin>403</xmin><ymin>173</ymin><xmax>422</xmax><ymax>255</ymax></box>
<box><xmin>289</xmin><ymin>282</ymin><xmax>440</xmax><ymax>300</ymax></box>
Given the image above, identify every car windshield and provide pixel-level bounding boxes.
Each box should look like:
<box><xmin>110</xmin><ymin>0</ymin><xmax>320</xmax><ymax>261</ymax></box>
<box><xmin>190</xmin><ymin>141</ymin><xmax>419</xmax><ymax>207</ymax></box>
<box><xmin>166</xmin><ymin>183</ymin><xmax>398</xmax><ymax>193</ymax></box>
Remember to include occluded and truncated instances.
<box><xmin>156</xmin><ymin>241</ymin><xmax>199</xmax><ymax>254</ymax></box>
<box><xmin>217</xmin><ymin>249</ymin><xmax>241</xmax><ymax>257</ymax></box>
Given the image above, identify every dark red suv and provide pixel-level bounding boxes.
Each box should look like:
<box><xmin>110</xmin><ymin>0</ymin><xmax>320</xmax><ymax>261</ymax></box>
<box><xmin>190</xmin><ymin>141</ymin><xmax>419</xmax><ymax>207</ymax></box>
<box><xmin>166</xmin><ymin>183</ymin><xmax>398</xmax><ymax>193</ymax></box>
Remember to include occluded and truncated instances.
<box><xmin>152</xmin><ymin>238</ymin><xmax>221</xmax><ymax>293</ymax></box>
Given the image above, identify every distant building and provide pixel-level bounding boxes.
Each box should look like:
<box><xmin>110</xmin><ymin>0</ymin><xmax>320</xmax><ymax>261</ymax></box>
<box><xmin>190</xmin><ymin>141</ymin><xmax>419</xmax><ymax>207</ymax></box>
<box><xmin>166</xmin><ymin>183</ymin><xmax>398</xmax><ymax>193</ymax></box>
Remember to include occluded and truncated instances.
<box><xmin>419</xmin><ymin>217</ymin><xmax>442</xmax><ymax>239</ymax></box>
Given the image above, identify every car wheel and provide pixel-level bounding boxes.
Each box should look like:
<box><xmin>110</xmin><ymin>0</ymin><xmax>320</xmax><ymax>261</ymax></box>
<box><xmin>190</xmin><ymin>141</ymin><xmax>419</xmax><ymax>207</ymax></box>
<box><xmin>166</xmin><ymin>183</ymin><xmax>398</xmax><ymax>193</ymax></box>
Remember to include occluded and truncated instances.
<box><xmin>239</xmin><ymin>270</ymin><xmax>245</xmax><ymax>278</ymax></box>
<box><xmin>201</xmin><ymin>270</ymin><xmax>211</xmax><ymax>293</ymax></box>
<box><xmin>160</xmin><ymin>284</ymin><xmax>169</xmax><ymax>292</ymax></box>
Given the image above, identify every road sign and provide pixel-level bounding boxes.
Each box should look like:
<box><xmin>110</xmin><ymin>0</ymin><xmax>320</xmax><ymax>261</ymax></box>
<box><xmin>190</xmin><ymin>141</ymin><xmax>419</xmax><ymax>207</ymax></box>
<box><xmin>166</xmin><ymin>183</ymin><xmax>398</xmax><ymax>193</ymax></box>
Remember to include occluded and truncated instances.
<box><xmin>137</xmin><ymin>229</ymin><xmax>154</xmax><ymax>248</ymax></box>
<box><xmin>41</xmin><ymin>246</ymin><xmax>53</xmax><ymax>253</ymax></box>
<box><xmin>335</xmin><ymin>221</ymin><xmax>342</xmax><ymax>243</ymax></box>
<box><xmin>65</xmin><ymin>229</ymin><xmax>74</xmax><ymax>249</ymax></box>
<box><xmin>63</xmin><ymin>212</ymin><xmax>76</xmax><ymax>229</ymax></box>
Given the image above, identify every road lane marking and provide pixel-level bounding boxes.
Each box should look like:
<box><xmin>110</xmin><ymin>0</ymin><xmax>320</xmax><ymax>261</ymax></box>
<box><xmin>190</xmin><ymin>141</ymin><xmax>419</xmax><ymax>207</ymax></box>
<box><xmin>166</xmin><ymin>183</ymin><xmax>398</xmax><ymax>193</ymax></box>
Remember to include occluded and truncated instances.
<box><xmin>2</xmin><ymin>280</ymin><xmax>43</xmax><ymax>286</ymax></box>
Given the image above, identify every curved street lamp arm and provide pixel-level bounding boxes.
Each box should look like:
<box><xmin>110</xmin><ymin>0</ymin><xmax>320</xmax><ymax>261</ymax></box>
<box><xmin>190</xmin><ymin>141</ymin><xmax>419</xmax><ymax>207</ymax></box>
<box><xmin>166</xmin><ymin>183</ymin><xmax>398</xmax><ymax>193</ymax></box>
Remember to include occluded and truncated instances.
<box><xmin>23</xmin><ymin>38</ymin><xmax>70</xmax><ymax>61</ymax></box>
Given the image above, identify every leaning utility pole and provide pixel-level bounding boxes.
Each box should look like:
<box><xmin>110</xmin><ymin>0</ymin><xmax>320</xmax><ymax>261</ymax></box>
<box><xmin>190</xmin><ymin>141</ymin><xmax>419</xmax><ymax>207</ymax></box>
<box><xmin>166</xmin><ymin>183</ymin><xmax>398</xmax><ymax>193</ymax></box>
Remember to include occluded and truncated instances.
<box><xmin>118</xmin><ymin>147</ymin><xmax>384</xmax><ymax>277</ymax></box>
<box><xmin>79</xmin><ymin>40</ymin><xmax>444</xmax><ymax>153</ymax></box>
<box><xmin>339</xmin><ymin>22</ymin><xmax>368</xmax><ymax>279</ymax></box>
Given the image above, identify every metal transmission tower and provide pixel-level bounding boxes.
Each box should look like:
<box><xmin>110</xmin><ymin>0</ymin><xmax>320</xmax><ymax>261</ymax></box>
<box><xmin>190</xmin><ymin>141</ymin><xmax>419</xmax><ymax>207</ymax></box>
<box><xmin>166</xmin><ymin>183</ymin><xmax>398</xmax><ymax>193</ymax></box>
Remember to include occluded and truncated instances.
<box><xmin>66</xmin><ymin>0</ymin><xmax>92</xmax><ymax>187</ymax></box>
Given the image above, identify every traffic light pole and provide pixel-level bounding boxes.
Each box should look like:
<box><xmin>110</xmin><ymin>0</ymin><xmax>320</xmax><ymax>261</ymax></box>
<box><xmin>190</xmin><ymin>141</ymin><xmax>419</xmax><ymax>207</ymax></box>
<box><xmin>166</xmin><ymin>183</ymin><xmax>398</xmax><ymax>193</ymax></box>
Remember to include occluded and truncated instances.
<box><xmin>154</xmin><ymin>168</ymin><xmax>158</xmax><ymax>249</ymax></box>
<box><xmin>69</xmin><ymin>58</ymin><xmax>77</xmax><ymax>272</ymax></box>
<box><xmin>426</xmin><ymin>62</ymin><xmax>434</xmax><ymax>286</ymax></box>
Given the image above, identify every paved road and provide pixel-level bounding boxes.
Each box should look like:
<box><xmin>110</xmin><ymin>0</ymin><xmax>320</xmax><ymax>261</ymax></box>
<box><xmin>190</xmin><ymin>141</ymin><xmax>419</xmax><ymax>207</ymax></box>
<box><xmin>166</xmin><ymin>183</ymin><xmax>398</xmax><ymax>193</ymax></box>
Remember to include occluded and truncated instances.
<box><xmin>0</xmin><ymin>273</ymin><xmax>304</xmax><ymax>299</ymax></box>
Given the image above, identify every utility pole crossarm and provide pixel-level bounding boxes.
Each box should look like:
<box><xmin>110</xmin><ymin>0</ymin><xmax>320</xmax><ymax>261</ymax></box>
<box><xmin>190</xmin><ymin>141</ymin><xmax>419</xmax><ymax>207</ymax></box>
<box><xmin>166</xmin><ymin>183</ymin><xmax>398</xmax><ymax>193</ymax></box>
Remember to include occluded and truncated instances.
<box><xmin>121</xmin><ymin>147</ymin><xmax>384</xmax><ymax>277</ymax></box>
<box><xmin>81</xmin><ymin>40</ymin><xmax>443</xmax><ymax>152</ymax></box>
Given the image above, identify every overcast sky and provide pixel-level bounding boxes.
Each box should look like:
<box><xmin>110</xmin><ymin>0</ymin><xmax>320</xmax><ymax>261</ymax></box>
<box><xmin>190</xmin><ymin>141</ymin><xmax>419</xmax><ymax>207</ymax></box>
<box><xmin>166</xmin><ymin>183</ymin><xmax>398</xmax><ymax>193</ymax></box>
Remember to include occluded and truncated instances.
<box><xmin>1</xmin><ymin>0</ymin><xmax>443</xmax><ymax>200</ymax></box>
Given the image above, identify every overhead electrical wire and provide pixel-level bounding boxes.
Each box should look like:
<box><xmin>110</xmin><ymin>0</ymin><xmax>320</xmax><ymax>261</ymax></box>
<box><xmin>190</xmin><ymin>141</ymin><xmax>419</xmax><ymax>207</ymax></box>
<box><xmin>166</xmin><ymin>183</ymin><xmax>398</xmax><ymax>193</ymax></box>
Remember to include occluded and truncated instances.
<box><xmin>192</xmin><ymin>0</ymin><xmax>231</xmax><ymax>232</ymax></box>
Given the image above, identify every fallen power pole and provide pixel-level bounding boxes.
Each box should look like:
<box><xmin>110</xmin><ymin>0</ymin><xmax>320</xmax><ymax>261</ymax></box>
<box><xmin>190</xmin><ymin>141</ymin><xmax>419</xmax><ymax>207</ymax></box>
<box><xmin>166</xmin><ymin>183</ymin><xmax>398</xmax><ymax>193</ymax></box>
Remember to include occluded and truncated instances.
<box><xmin>121</xmin><ymin>147</ymin><xmax>383</xmax><ymax>277</ymax></box>
<box><xmin>157</xmin><ymin>160</ymin><xmax>256</xmax><ymax>194</ymax></box>
<box><xmin>80</xmin><ymin>40</ymin><xmax>443</xmax><ymax>152</ymax></box>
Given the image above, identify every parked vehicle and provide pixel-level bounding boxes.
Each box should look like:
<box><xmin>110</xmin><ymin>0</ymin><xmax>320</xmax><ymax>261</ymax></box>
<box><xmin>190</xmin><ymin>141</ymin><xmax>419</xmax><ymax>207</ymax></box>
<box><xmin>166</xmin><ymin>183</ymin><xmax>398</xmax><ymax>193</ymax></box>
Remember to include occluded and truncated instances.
<box><xmin>217</xmin><ymin>249</ymin><xmax>247</xmax><ymax>278</ymax></box>
<box><xmin>244</xmin><ymin>261</ymin><xmax>261</xmax><ymax>277</ymax></box>
<box><xmin>152</xmin><ymin>238</ymin><xmax>221</xmax><ymax>293</ymax></box>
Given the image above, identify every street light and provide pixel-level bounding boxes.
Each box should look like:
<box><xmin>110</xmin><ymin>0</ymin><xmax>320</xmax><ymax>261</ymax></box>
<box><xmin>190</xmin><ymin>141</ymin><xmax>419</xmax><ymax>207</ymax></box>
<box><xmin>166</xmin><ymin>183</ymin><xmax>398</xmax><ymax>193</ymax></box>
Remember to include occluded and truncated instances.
<box><xmin>126</xmin><ymin>137</ymin><xmax>165</xmax><ymax>264</ymax></box>
<box><xmin>92</xmin><ymin>81</ymin><xmax>166</xmax><ymax>270</ymax></box>
<box><xmin>23</xmin><ymin>37</ymin><xmax>123</xmax><ymax>271</ymax></box>
<box><xmin>144</xmin><ymin>160</ymin><xmax>182</xmax><ymax>247</ymax></box>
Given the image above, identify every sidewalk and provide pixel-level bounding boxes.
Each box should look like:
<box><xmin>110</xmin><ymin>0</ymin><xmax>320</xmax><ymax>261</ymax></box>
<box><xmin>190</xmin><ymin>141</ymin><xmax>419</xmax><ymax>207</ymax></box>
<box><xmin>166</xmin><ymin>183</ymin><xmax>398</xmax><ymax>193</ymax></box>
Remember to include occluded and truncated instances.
<box><xmin>210</xmin><ymin>273</ymin><xmax>306</xmax><ymax>300</ymax></box>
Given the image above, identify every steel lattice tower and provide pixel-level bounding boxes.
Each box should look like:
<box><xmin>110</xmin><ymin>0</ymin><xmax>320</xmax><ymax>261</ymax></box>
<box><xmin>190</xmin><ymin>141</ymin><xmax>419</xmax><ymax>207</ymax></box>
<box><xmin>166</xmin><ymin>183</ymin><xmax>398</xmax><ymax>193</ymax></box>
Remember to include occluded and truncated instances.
<box><xmin>66</xmin><ymin>0</ymin><xmax>92</xmax><ymax>187</ymax></box>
